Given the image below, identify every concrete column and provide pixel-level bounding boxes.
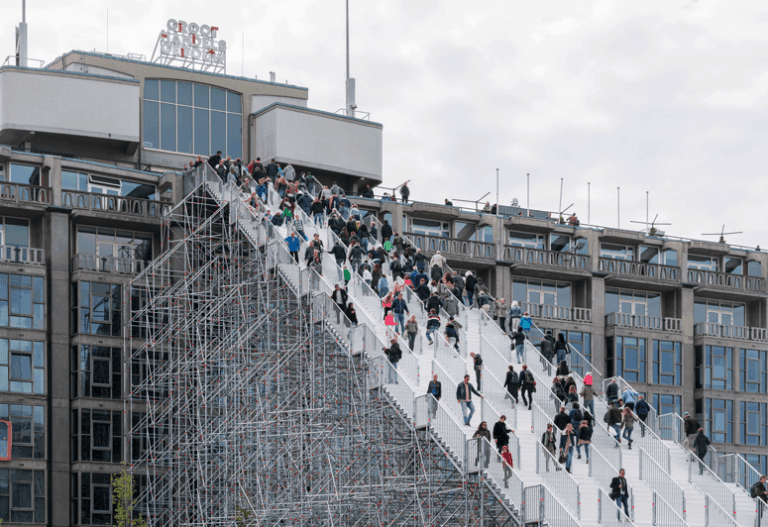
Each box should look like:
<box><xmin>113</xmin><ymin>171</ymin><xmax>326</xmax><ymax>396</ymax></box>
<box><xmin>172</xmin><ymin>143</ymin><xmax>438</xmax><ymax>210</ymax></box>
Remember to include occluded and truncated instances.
<box><xmin>46</xmin><ymin>207</ymin><xmax>71</xmax><ymax>527</ymax></box>
<box><xmin>680</xmin><ymin>285</ymin><xmax>696</xmax><ymax>414</ymax></box>
<box><xmin>47</xmin><ymin>156</ymin><xmax>62</xmax><ymax>207</ymax></box>
<box><xmin>590</xmin><ymin>275</ymin><xmax>607</xmax><ymax>378</ymax></box>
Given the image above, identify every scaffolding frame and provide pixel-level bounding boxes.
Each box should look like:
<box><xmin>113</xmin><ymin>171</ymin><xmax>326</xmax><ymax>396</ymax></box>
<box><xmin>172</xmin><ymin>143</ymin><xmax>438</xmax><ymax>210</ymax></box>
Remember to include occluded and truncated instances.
<box><xmin>126</xmin><ymin>180</ymin><xmax>518</xmax><ymax>526</ymax></box>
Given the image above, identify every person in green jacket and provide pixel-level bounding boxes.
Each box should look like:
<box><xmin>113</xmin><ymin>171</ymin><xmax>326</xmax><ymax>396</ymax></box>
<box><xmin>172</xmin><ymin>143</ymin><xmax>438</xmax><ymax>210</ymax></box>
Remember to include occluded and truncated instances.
<box><xmin>342</xmin><ymin>264</ymin><xmax>351</xmax><ymax>287</ymax></box>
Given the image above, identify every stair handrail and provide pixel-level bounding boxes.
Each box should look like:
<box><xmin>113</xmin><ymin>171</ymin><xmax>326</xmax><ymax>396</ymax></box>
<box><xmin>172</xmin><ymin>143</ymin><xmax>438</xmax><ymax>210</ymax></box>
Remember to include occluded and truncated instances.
<box><xmin>592</xmin><ymin>449</ymin><xmax>635</xmax><ymax>524</ymax></box>
<box><xmin>640</xmin><ymin>447</ymin><xmax>686</xmax><ymax>520</ymax></box>
<box><xmin>704</xmin><ymin>493</ymin><xmax>739</xmax><ymax>527</ymax></box>
<box><xmin>469</xmin><ymin>436</ymin><xmax>525</xmax><ymax>515</ymax></box>
<box><xmin>687</xmin><ymin>448</ymin><xmax>737</xmax><ymax>519</ymax></box>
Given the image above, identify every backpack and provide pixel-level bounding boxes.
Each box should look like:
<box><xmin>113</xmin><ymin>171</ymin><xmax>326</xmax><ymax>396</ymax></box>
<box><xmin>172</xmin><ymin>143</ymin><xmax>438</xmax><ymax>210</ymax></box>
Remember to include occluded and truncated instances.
<box><xmin>571</xmin><ymin>409</ymin><xmax>582</xmax><ymax>423</ymax></box>
<box><xmin>750</xmin><ymin>482</ymin><xmax>759</xmax><ymax>499</ymax></box>
<box><xmin>603</xmin><ymin>411</ymin><xmax>609</xmax><ymax>424</ymax></box>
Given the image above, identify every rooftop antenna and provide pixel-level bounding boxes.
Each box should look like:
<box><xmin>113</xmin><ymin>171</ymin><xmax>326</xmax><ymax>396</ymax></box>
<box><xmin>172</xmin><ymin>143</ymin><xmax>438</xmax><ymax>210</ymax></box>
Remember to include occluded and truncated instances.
<box><xmin>15</xmin><ymin>0</ymin><xmax>28</xmax><ymax>67</ymax></box>
<box><xmin>630</xmin><ymin>191</ymin><xmax>670</xmax><ymax>235</ymax></box>
<box><xmin>702</xmin><ymin>225</ymin><xmax>743</xmax><ymax>244</ymax></box>
<box><xmin>345</xmin><ymin>0</ymin><xmax>357</xmax><ymax>117</ymax></box>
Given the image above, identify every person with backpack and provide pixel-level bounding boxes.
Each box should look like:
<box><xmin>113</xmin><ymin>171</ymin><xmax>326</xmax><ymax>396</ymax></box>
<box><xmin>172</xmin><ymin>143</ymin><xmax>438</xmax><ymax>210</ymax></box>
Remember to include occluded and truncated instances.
<box><xmin>621</xmin><ymin>407</ymin><xmax>637</xmax><ymax>449</ymax></box>
<box><xmin>580</xmin><ymin>382</ymin><xmax>597</xmax><ymax>418</ymax></box>
<box><xmin>519</xmin><ymin>365</ymin><xmax>535</xmax><ymax>410</ymax></box>
<box><xmin>606</xmin><ymin>402</ymin><xmax>623</xmax><ymax>444</ymax></box>
<box><xmin>519</xmin><ymin>312</ymin><xmax>532</xmax><ymax>337</ymax></box>
<box><xmin>511</xmin><ymin>328</ymin><xmax>526</xmax><ymax>364</ymax></box>
<box><xmin>635</xmin><ymin>395</ymin><xmax>650</xmax><ymax>437</ymax></box>
<box><xmin>751</xmin><ymin>475</ymin><xmax>768</xmax><ymax>504</ymax></box>
<box><xmin>552</xmin><ymin>378</ymin><xmax>566</xmax><ymax>411</ymax></box>
<box><xmin>554</xmin><ymin>332</ymin><xmax>568</xmax><ymax>364</ymax></box>
<box><xmin>692</xmin><ymin>428</ymin><xmax>711</xmax><ymax>475</ymax></box>
<box><xmin>622</xmin><ymin>388</ymin><xmax>638</xmax><ymax>413</ymax></box>
<box><xmin>683</xmin><ymin>412</ymin><xmax>700</xmax><ymax>451</ymax></box>
<box><xmin>537</xmin><ymin>331</ymin><xmax>556</xmax><ymax>364</ymax></box>
<box><xmin>503</xmin><ymin>365</ymin><xmax>519</xmax><ymax>404</ymax></box>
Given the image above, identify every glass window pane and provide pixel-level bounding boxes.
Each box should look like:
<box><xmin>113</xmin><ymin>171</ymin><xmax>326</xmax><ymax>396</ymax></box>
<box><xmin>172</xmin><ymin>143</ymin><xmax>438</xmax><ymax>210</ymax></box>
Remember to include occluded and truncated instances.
<box><xmin>77</xmin><ymin>228</ymin><xmax>96</xmax><ymax>255</ymax></box>
<box><xmin>9</xmin><ymin>165</ymin><xmax>40</xmax><ymax>186</ymax></box>
<box><xmin>92</xmin><ymin>486</ymin><xmax>110</xmax><ymax>512</ymax></box>
<box><xmin>227</xmin><ymin>113</ymin><xmax>242</xmax><ymax>159</ymax></box>
<box><xmin>32</xmin><ymin>278</ymin><xmax>43</xmax><ymax>304</ymax></box>
<box><xmin>12</xmin><ymin>482</ymin><xmax>31</xmax><ymax>508</ymax></box>
<box><xmin>160</xmin><ymin>103</ymin><xmax>176</xmax><ymax>152</ymax></box>
<box><xmin>5</xmin><ymin>219</ymin><xmax>28</xmax><ymax>247</ymax></box>
<box><xmin>211</xmin><ymin>87</ymin><xmax>226</xmax><ymax>111</ymax></box>
<box><xmin>557</xmin><ymin>283</ymin><xmax>571</xmax><ymax>307</ymax></box>
<box><xmin>10</xmin><ymin>288</ymin><xmax>31</xmax><ymax>315</ymax></box>
<box><xmin>143</xmin><ymin>100</ymin><xmax>159</xmax><ymax>149</ymax></box>
<box><xmin>143</xmin><ymin>79</ymin><xmax>158</xmax><ymax>100</ymax></box>
<box><xmin>227</xmin><ymin>91</ymin><xmax>241</xmax><ymax>113</ymax></box>
<box><xmin>61</xmin><ymin>171</ymin><xmax>80</xmax><ymax>190</ymax></box>
<box><xmin>11</xmin><ymin>355</ymin><xmax>31</xmax><ymax>380</ymax></box>
<box><xmin>177</xmin><ymin>106</ymin><xmax>193</xmax><ymax>154</ymax></box>
<box><xmin>194</xmin><ymin>84</ymin><xmax>209</xmax><ymax>108</ymax></box>
<box><xmin>160</xmin><ymin>80</ymin><xmax>176</xmax><ymax>103</ymax></box>
<box><xmin>210</xmin><ymin>111</ymin><xmax>226</xmax><ymax>155</ymax></box>
<box><xmin>194</xmin><ymin>108</ymin><xmax>209</xmax><ymax>155</ymax></box>
<box><xmin>177</xmin><ymin>82</ymin><xmax>193</xmax><ymax>106</ymax></box>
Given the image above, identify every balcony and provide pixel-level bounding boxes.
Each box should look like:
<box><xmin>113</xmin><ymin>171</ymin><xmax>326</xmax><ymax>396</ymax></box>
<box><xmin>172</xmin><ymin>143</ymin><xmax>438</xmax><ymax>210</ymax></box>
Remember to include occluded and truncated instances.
<box><xmin>522</xmin><ymin>302</ymin><xmax>592</xmax><ymax>323</ymax></box>
<box><xmin>598</xmin><ymin>257</ymin><xmax>680</xmax><ymax>281</ymax></box>
<box><xmin>0</xmin><ymin>183</ymin><xmax>51</xmax><ymax>206</ymax></box>
<box><xmin>505</xmin><ymin>246</ymin><xmax>590</xmax><ymax>276</ymax></box>
<box><xmin>404</xmin><ymin>232</ymin><xmax>496</xmax><ymax>260</ymax></box>
<box><xmin>0</xmin><ymin>246</ymin><xmax>45</xmax><ymax>266</ymax></box>
<box><xmin>72</xmin><ymin>254</ymin><xmax>150</xmax><ymax>275</ymax></box>
<box><xmin>686</xmin><ymin>269</ymin><xmax>764</xmax><ymax>294</ymax></box>
<box><xmin>693</xmin><ymin>322</ymin><xmax>767</xmax><ymax>342</ymax></box>
<box><xmin>61</xmin><ymin>190</ymin><xmax>169</xmax><ymax>220</ymax></box>
<box><xmin>605</xmin><ymin>312</ymin><xmax>682</xmax><ymax>333</ymax></box>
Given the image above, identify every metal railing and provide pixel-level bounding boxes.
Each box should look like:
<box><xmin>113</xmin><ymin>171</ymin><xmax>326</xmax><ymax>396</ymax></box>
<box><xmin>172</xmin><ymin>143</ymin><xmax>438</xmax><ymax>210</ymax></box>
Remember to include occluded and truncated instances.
<box><xmin>404</xmin><ymin>232</ymin><xmax>496</xmax><ymax>259</ymax></box>
<box><xmin>605</xmin><ymin>312</ymin><xmax>682</xmax><ymax>333</ymax></box>
<box><xmin>599</xmin><ymin>257</ymin><xmax>680</xmax><ymax>280</ymax></box>
<box><xmin>710</xmin><ymin>451</ymin><xmax>763</xmax><ymax>494</ymax></box>
<box><xmin>757</xmin><ymin>498</ymin><xmax>768</xmax><ymax>527</ymax></box>
<box><xmin>504</xmin><ymin>246</ymin><xmax>591</xmax><ymax>272</ymax></box>
<box><xmin>597</xmin><ymin>487</ymin><xmax>635</xmax><ymax>526</ymax></box>
<box><xmin>658</xmin><ymin>412</ymin><xmax>686</xmax><ymax>444</ymax></box>
<box><xmin>474</xmin><ymin>436</ymin><xmax>524</xmax><ymax>511</ymax></box>
<box><xmin>687</xmin><ymin>450</ymin><xmax>737</xmax><ymax>521</ymax></box>
<box><xmin>705</xmin><ymin>493</ymin><xmax>740</xmax><ymax>527</ymax></box>
<box><xmin>0</xmin><ymin>245</ymin><xmax>44</xmax><ymax>265</ymax></box>
<box><xmin>687</xmin><ymin>268</ymin><xmax>764</xmax><ymax>292</ymax></box>
<box><xmin>61</xmin><ymin>189</ymin><xmax>169</xmax><ymax>218</ymax></box>
<box><xmin>535</xmin><ymin>442</ymin><xmax>581</xmax><ymax>518</ymax></box>
<box><xmin>640</xmin><ymin>448</ymin><xmax>686</xmax><ymax>520</ymax></box>
<box><xmin>590</xmin><ymin>448</ymin><xmax>633</xmax><ymax>520</ymax></box>
<box><xmin>522</xmin><ymin>484</ymin><xmax>580</xmax><ymax>527</ymax></box>
<box><xmin>72</xmin><ymin>254</ymin><xmax>149</xmax><ymax>274</ymax></box>
<box><xmin>431</xmin><ymin>360</ymin><xmax>466</xmax><ymax>426</ymax></box>
<box><xmin>653</xmin><ymin>491</ymin><xmax>691</xmax><ymax>527</ymax></box>
<box><xmin>430</xmin><ymin>398</ymin><xmax>467</xmax><ymax>467</ymax></box>
<box><xmin>521</xmin><ymin>301</ymin><xmax>593</xmax><ymax>323</ymax></box>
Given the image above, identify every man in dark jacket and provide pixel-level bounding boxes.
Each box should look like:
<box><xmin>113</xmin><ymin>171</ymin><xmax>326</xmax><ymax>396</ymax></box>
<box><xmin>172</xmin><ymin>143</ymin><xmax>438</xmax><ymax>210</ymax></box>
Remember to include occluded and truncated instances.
<box><xmin>392</xmin><ymin>293</ymin><xmax>409</xmax><ymax>335</ymax></box>
<box><xmin>606</xmin><ymin>402</ymin><xmax>623</xmax><ymax>444</ymax></box>
<box><xmin>554</xmin><ymin>406</ymin><xmax>571</xmax><ymax>431</ymax></box>
<box><xmin>537</xmin><ymin>331</ymin><xmax>556</xmax><ymax>364</ymax></box>
<box><xmin>610</xmin><ymin>469</ymin><xmax>630</xmax><ymax>518</ymax></box>
<box><xmin>330</xmin><ymin>284</ymin><xmax>348</xmax><ymax>323</ymax></box>
<box><xmin>465</xmin><ymin>273</ymin><xmax>477</xmax><ymax>307</ymax></box>
<box><xmin>425</xmin><ymin>292</ymin><xmax>443</xmax><ymax>316</ymax></box>
<box><xmin>362</xmin><ymin>185</ymin><xmax>374</xmax><ymax>199</ymax></box>
<box><xmin>635</xmin><ymin>395</ymin><xmax>650</xmax><ymax>437</ymax></box>
<box><xmin>493</xmin><ymin>415</ymin><xmax>512</xmax><ymax>453</ymax></box>
<box><xmin>329</xmin><ymin>241</ymin><xmax>347</xmax><ymax>273</ymax></box>
<box><xmin>752</xmin><ymin>475</ymin><xmax>768</xmax><ymax>504</ymax></box>
<box><xmin>683</xmin><ymin>412</ymin><xmax>700</xmax><ymax>451</ymax></box>
<box><xmin>519</xmin><ymin>365</ymin><xmax>535</xmax><ymax>410</ymax></box>
<box><xmin>399</xmin><ymin>182</ymin><xmax>410</xmax><ymax>203</ymax></box>
<box><xmin>383</xmin><ymin>338</ymin><xmax>402</xmax><ymax>384</ymax></box>
<box><xmin>541</xmin><ymin>423</ymin><xmax>558</xmax><ymax>471</ymax></box>
<box><xmin>511</xmin><ymin>328</ymin><xmax>526</xmax><ymax>363</ymax></box>
<box><xmin>266</xmin><ymin>158</ymin><xmax>279</xmax><ymax>179</ymax></box>
<box><xmin>426</xmin><ymin>374</ymin><xmax>441</xmax><ymax>418</ymax></box>
<box><xmin>606</xmin><ymin>378</ymin><xmax>619</xmax><ymax>405</ymax></box>
<box><xmin>381</xmin><ymin>220</ymin><xmax>393</xmax><ymax>242</ymax></box>
<box><xmin>471</xmin><ymin>352</ymin><xmax>483</xmax><ymax>391</ymax></box>
<box><xmin>415</xmin><ymin>278</ymin><xmax>431</xmax><ymax>306</ymax></box>
<box><xmin>414</xmin><ymin>249</ymin><xmax>427</xmax><ymax>272</ymax></box>
<box><xmin>456</xmin><ymin>374</ymin><xmax>483</xmax><ymax>426</ymax></box>
<box><xmin>692</xmin><ymin>428</ymin><xmax>711</xmax><ymax>475</ymax></box>
<box><xmin>504</xmin><ymin>365</ymin><xmax>519</xmax><ymax>404</ymax></box>
<box><xmin>208</xmin><ymin>150</ymin><xmax>222</xmax><ymax>170</ymax></box>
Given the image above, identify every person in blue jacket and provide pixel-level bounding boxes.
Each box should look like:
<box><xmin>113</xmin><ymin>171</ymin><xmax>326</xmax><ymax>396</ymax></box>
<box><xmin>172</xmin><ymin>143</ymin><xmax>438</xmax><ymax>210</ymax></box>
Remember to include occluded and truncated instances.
<box><xmin>285</xmin><ymin>233</ymin><xmax>301</xmax><ymax>263</ymax></box>
<box><xmin>519</xmin><ymin>312</ymin><xmax>532</xmax><ymax>337</ymax></box>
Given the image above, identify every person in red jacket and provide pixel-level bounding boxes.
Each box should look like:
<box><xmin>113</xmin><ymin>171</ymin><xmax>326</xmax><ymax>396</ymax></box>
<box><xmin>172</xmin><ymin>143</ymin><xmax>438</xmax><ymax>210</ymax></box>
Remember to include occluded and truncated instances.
<box><xmin>501</xmin><ymin>445</ymin><xmax>514</xmax><ymax>488</ymax></box>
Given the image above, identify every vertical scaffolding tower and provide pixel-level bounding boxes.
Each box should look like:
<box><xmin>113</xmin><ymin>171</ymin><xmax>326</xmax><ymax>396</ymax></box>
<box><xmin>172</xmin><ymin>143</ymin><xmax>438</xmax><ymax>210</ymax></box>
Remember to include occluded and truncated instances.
<box><xmin>126</xmin><ymin>180</ymin><xmax>517</xmax><ymax>526</ymax></box>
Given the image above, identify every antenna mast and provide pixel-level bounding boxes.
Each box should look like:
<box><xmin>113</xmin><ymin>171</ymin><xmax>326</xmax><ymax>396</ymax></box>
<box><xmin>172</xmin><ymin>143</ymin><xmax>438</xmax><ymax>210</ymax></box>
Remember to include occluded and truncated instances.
<box><xmin>15</xmin><ymin>0</ymin><xmax>28</xmax><ymax>67</ymax></box>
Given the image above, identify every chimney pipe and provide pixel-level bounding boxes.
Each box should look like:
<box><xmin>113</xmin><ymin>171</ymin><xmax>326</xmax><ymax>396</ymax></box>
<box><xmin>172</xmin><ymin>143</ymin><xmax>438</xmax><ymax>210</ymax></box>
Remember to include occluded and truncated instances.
<box><xmin>269</xmin><ymin>71</ymin><xmax>276</xmax><ymax>83</ymax></box>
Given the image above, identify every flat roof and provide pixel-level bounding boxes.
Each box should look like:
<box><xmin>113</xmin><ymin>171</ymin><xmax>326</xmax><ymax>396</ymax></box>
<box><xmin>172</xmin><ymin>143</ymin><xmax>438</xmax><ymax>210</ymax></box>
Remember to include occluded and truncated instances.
<box><xmin>253</xmin><ymin>102</ymin><xmax>383</xmax><ymax>128</ymax></box>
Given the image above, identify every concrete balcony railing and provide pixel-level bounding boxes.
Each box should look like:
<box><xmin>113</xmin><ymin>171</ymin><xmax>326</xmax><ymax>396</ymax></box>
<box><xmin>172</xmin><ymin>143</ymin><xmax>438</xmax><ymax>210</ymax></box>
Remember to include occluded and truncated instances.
<box><xmin>598</xmin><ymin>257</ymin><xmax>680</xmax><ymax>281</ymax></box>
<box><xmin>686</xmin><ymin>269</ymin><xmax>764</xmax><ymax>292</ymax></box>
<box><xmin>61</xmin><ymin>190</ymin><xmax>170</xmax><ymax>219</ymax></box>
<box><xmin>404</xmin><ymin>232</ymin><xmax>496</xmax><ymax>259</ymax></box>
<box><xmin>0</xmin><ymin>183</ymin><xmax>51</xmax><ymax>205</ymax></box>
<box><xmin>521</xmin><ymin>302</ymin><xmax>592</xmax><ymax>323</ymax></box>
<box><xmin>605</xmin><ymin>312</ymin><xmax>682</xmax><ymax>333</ymax></box>
<box><xmin>72</xmin><ymin>254</ymin><xmax>150</xmax><ymax>275</ymax></box>
<box><xmin>505</xmin><ymin>246</ymin><xmax>590</xmax><ymax>272</ymax></box>
<box><xmin>0</xmin><ymin>245</ymin><xmax>45</xmax><ymax>265</ymax></box>
<box><xmin>693</xmin><ymin>322</ymin><xmax>768</xmax><ymax>342</ymax></box>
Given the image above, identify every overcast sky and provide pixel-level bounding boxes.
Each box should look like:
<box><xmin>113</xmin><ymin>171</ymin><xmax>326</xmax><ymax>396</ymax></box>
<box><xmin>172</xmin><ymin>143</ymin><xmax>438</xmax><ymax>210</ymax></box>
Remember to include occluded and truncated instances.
<box><xmin>2</xmin><ymin>0</ymin><xmax>767</xmax><ymax>247</ymax></box>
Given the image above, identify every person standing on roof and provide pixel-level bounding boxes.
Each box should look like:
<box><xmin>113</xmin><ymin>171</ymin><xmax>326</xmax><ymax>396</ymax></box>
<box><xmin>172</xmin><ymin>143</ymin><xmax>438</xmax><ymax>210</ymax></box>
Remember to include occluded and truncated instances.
<box><xmin>399</xmin><ymin>182</ymin><xmax>410</xmax><ymax>203</ymax></box>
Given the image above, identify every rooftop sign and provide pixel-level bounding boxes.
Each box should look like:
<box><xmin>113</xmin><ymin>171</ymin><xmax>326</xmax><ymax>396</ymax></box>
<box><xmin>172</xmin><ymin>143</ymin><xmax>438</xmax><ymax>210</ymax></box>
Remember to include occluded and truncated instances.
<box><xmin>150</xmin><ymin>19</ymin><xmax>227</xmax><ymax>73</ymax></box>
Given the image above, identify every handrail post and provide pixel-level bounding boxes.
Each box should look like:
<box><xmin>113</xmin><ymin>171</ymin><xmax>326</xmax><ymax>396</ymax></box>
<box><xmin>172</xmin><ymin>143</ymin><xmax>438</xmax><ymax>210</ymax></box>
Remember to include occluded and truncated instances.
<box><xmin>652</xmin><ymin>491</ymin><xmax>657</xmax><ymax>526</ymax></box>
<box><xmin>705</xmin><ymin>494</ymin><xmax>710</xmax><ymax>527</ymax></box>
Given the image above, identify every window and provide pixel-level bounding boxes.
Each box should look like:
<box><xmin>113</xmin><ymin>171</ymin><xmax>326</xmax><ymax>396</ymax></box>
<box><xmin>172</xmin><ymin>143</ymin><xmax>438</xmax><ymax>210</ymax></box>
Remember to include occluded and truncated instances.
<box><xmin>62</xmin><ymin>171</ymin><xmax>156</xmax><ymax>200</ymax></box>
<box><xmin>76</xmin><ymin>228</ymin><xmax>152</xmax><ymax>271</ymax></box>
<box><xmin>71</xmin><ymin>282</ymin><xmax>122</xmax><ymax>337</ymax></box>
<box><xmin>73</xmin><ymin>472</ymin><xmax>113</xmax><ymax>525</ymax></box>
<box><xmin>410</xmin><ymin>219</ymin><xmax>449</xmax><ymax>238</ymax></box>
<box><xmin>508</xmin><ymin>231</ymin><xmax>543</xmax><ymax>249</ymax></box>
<box><xmin>0</xmin><ymin>404</ymin><xmax>44</xmax><ymax>459</ymax></box>
<box><xmin>605</xmin><ymin>289</ymin><xmax>661</xmax><ymax>317</ymax></box>
<box><xmin>6</xmin><ymin>164</ymin><xmax>41</xmax><ymax>186</ymax></box>
<box><xmin>562</xmin><ymin>331</ymin><xmax>591</xmax><ymax>379</ymax></box>
<box><xmin>724</xmin><ymin>257</ymin><xmax>743</xmax><ymax>275</ymax></box>
<box><xmin>695</xmin><ymin>345</ymin><xmax>733</xmax><ymax>390</ymax></box>
<box><xmin>71</xmin><ymin>409</ymin><xmax>122</xmax><ymax>463</ymax></box>
<box><xmin>71</xmin><ymin>346</ymin><xmax>121</xmax><ymax>399</ymax></box>
<box><xmin>0</xmin><ymin>275</ymin><xmax>44</xmax><ymax>330</ymax></box>
<box><xmin>739</xmin><ymin>348</ymin><xmax>766</xmax><ymax>393</ymax></box>
<box><xmin>600</xmin><ymin>244</ymin><xmax>634</xmax><ymax>260</ymax></box>
<box><xmin>653</xmin><ymin>340</ymin><xmax>682</xmax><ymax>385</ymax></box>
<box><xmin>0</xmin><ymin>340</ymin><xmax>44</xmax><ymax>394</ymax></box>
<box><xmin>143</xmin><ymin>79</ymin><xmax>243</xmax><ymax>158</ymax></box>
<box><xmin>701</xmin><ymin>398</ymin><xmax>733</xmax><ymax>444</ymax></box>
<box><xmin>550</xmin><ymin>234</ymin><xmax>571</xmax><ymax>253</ymax></box>
<box><xmin>740</xmin><ymin>402</ymin><xmax>767</xmax><ymax>446</ymax></box>
<box><xmin>694</xmin><ymin>299</ymin><xmax>745</xmax><ymax>326</ymax></box>
<box><xmin>0</xmin><ymin>469</ymin><xmax>45</xmax><ymax>523</ymax></box>
<box><xmin>455</xmin><ymin>222</ymin><xmax>475</xmax><ymax>241</ymax></box>
<box><xmin>653</xmin><ymin>394</ymin><xmax>681</xmax><ymax>416</ymax></box>
<box><xmin>748</xmin><ymin>260</ymin><xmax>761</xmax><ymax>277</ymax></box>
<box><xmin>0</xmin><ymin>217</ymin><xmax>30</xmax><ymax>248</ymax></box>
<box><xmin>616</xmin><ymin>337</ymin><xmax>646</xmax><ymax>383</ymax></box>
<box><xmin>663</xmin><ymin>249</ymin><xmax>678</xmax><ymax>266</ymax></box>
<box><xmin>639</xmin><ymin>245</ymin><xmax>659</xmax><ymax>264</ymax></box>
<box><xmin>688</xmin><ymin>255</ymin><xmax>719</xmax><ymax>271</ymax></box>
<box><xmin>512</xmin><ymin>278</ymin><xmax>571</xmax><ymax>307</ymax></box>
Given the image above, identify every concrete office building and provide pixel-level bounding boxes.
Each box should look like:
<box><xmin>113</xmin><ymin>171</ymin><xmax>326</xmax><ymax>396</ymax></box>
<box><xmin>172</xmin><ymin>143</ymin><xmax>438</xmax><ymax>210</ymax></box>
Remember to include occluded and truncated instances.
<box><xmin>0</xmin><ymin>32</ymin><xmax>382</xmax><ymax>526</ymax></box>
<box><xmin>352</xmin><ymin>196</ymin><xmax>768</xmax><ymax>474</ymax></box>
